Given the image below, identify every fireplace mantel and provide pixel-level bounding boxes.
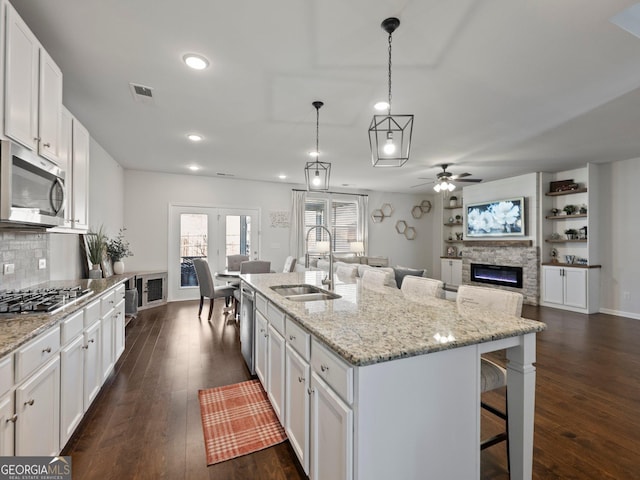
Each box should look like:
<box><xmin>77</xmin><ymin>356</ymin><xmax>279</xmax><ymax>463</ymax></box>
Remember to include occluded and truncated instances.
<box><xmin>462</xmin><ymin>240</ymin><xmax>533</xmax><ymax>247</ymax></box>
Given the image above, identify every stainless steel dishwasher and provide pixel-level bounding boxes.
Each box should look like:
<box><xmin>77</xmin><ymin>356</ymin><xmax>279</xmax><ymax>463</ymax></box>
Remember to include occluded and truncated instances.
<box><xmin>239</xmin><ymin>283</ymin><xmax>256</xmax><ymax>374</ymax></box>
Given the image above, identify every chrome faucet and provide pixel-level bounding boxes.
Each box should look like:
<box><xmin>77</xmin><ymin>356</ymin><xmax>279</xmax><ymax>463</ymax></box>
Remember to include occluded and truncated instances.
<box><xmin>305</xmin><ymin>225</ymin><xmax>333</xmax><ymax>290</ymax></box>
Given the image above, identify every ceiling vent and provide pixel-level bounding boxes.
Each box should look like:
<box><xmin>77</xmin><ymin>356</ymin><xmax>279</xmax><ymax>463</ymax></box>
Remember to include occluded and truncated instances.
<box><xmin>129</xmin><ymin>83</ymin><xmax>155</xmax><ymax>104</ymax></box>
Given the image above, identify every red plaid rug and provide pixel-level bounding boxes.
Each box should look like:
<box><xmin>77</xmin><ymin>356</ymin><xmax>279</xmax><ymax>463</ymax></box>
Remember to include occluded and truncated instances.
<box><xmin>198</xmin><ymin>379</ymin><xmax>287</xmax><ymax>465</ymax></box>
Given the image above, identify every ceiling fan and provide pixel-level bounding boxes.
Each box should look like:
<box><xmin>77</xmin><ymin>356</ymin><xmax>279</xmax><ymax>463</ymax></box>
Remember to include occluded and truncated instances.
<box><xmin>411</xmin><ymin>164</ymin><xmax>482</xmax><ymax>191</ymax></box>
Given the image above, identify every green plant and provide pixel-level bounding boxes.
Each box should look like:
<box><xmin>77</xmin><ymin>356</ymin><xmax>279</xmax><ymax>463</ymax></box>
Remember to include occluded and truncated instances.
<box><xmin>563</xmin><ymin>204</ymin><xmax>576</xmax><ymax>215</ymax></box>
<box><xmin>564</xmin><ymin>228</ymin><xmax>578</xmax><ymax>238</ymax></box>
<box><xmin>86</xmin><ymin>226</ymin><xmax>107</xmax><ymax>266</ymax></box>
<box><xmin>107</xmin><ymin>228</ymin><xmax>133</xmax><ymax>262</ymax></box>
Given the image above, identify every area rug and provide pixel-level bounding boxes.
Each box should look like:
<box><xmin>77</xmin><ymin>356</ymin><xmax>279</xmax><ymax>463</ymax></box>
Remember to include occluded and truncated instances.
<box><xmin>198</xmin><ymin>379</ymin><xmax>287</xmax><ymax>465</ymax></box>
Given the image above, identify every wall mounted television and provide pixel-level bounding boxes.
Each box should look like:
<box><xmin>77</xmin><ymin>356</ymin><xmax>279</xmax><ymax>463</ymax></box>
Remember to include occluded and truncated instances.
<box><xmin>466</xmin><ymin>197</ymin><xmax>525</xmax><ymax>237</ymax></box>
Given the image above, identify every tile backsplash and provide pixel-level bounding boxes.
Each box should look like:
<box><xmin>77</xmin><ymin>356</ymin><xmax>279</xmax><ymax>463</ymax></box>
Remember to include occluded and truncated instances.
<box><xmin>0</xmin><ymin>231</ymin><xmax>49</xmax><ymax>290</ymax></box>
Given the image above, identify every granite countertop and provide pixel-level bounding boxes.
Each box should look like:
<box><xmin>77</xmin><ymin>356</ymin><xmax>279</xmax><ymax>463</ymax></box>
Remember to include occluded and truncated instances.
<box><xmin>0</xmin><ymin>275</ymin><xmax>130</xmax><ymax>358</ymax></box>
<box><xmin>242</xmin><ymin>271</ymin><xmax>546</xmax><ymax>367</ymax></box>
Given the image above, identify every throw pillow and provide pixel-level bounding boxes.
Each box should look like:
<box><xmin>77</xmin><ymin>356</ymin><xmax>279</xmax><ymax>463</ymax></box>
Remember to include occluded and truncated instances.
<box><xmin>394</xmin><ymin>266</ymin><xmax>426</xmax><ymax>288</ymax></box>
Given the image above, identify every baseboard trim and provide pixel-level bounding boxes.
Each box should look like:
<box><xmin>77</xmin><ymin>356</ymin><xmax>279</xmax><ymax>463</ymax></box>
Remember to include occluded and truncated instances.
<box><xmin>599</xmin><ymin>308</ymin><xmax>640</xmax><ymax>321</ymax></box>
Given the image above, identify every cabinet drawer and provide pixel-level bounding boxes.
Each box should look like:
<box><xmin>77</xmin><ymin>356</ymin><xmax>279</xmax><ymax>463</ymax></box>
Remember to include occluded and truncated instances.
<box><xmin>255</xmin><ymin>293</ymin><xmax>268</xmax><ymax>316</ymax></box>
<box><xmin>15</xmin><ymin>326</ymin><xmax>60</xmax><ymax>384</ymax></box>
<box><xmin>0</xmin><ymin>356</ymin><xmax>13</xmax><ymax>397</ymax></box>
<box><xmin>114</xmin><ymin>284</ymin><xmax>126</xmax><ymax>302</ymax></box>
<box><xmin>100</xmin><ymin>290</ymin><xmax>116</xmax><ymax>316</ymax></box>
<box><xmin>285</xmin><ymin>319</ymin><xmax>310</xmax><ymax>361</ymax></box>
<box><xmin>266</xmin><ymin>302</ymin><xmax>285</xmax><ymax>336</ymax></box>
<box><xmin>311</xmin><ymin>339</ymin><xmax>353</xmax><ymax>405</ymax></box>
<box><xmin>84</xmin><ymin>299</ymin><xmax>101</xmax><ymax>327</ymax></box>
<box><xmin>60</xmin><ymin>310</ymin><xmax>84</xmax><ymax>345</ymax></box>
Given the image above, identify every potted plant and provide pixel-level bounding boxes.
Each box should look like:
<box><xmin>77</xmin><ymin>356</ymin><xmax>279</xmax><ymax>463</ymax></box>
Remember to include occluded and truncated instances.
<box><xmin>107</xmin><ymin>228</ymin><xmax>133</xmax><ymax>275</ymax></box>
<box><xmin>86</xmin><ymin>226</ymin><xmax>107</xmax><ymax>278</ymax></box>
<box><xmin>550</xmin><ymin>207</ymin><xmax>560</xmax><ymax>216</ymax></box>
<box><xmin>455</xmin><ymin>214</ymin><xmax>462</xmax><ymax>223</ymax></box>
<box><xmin>563</xmin><ymin>205</ymin><xmax>576</xmax><ymax>215</ymax></box>
<box><xmin>564</xmin><ymin>228</ymin><xmax>578</xmax><ymax>240</ymax></box>
<box><xmin>579</xmin><ymin>204</ymin><xmax>587</xmax><ymax>214</ymax></box>
<box><xmin>449</xmin><ymin>196</ymin><xmax>458</xmax><ymax>207</ymax></box>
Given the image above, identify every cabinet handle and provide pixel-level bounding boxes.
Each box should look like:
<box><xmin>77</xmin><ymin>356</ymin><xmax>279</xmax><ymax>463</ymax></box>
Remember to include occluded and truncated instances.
<box><xmin>82</xmin><ymin>345</ymin><xmax>89</xmax><ymax>350</ymax></box>
<box><xmin>42</xmin><ymin>347</ymin><xmax>52</xmax><ymax>354</ymax></box>
<box><xmin>307</xmin><ymin>387</ymin><xmax>314</xmax><ymax>395</ymax></box>
<box><xmin>43</xmin><ymin>142</ymin><xmax>51</xmax><ymax>148</ymax></box>
<box><xmin>6</xmin><ymin>414</ymin><xmax>18</xmax><ymax>423</ymax></box>
<box><xmin>24</xmin><ymin>399</ymin><xmax>35</xmax><ymax>407</ymax></box>
<box><xmin>264</xmin><ymin>333</ymin><xmax>269</xmax><ymax>338</ymax></box>
<box><xmin>298</xmin><ymin>376</ymin><xmax>305</xmax><ymax>383</ymax></box>
<box><xmin>320</xmin><ymin>364</ymin><xmax>329</xmax><ymax>372</ymax></box>
<box><xmin>34</xmin><ymin>137</ymin><xmax>41</xmax><ymax>142</ymax></box>
<box><xmin>89</xmin><ymin>338</ymin><xmax>95</xmax><ymax>343</ymax></box>
<box><xmin>260</xmin><ymin>328</ymin><xmax>265</xmax><ymax>333</ymax></box>
<box><xmin>289</xmin><ymin>335</ymin><xmax>296</xmax><ymax>341</ymax></box>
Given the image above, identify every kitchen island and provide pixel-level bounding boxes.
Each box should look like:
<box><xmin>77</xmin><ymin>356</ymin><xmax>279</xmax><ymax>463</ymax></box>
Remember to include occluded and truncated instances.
<box><xmin>241</xmin><ymin>271</ymin><xmax>546</xmax><ymax>480</ymax></box>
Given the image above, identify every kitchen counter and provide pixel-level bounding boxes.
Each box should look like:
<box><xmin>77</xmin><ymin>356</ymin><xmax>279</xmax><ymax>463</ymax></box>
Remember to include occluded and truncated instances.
<box><xmin>0</xmin><ymin>275</ymin><xmax>130</xmax><ymax>358</ymax></box>
<box><xmin>241</xmin><ymin>271</ymin><xmax>546</xmax><ymax>366</ymax></box>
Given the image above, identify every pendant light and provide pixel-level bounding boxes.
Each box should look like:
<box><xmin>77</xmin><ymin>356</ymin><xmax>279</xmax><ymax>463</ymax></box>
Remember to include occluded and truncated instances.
<box><xmin>368</xmin><ymin>17</ymin><xmax>414</xmax><ymax>167</ymax></box>
<box><xmin>305</xmin><ymin>101</ymin><xmax>331</xmax><ymax>190</ymax></box>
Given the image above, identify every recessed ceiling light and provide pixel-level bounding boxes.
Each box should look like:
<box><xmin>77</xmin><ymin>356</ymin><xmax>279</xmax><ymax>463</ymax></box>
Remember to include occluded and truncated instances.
<box><xmin>183</xmin><ymin>54</ymin><xmax>209</xmax><ymax>70</ymax></box>
<box><xmin>188</xmin><ymin>165</ymin><xmax>200</xmax><ymax>171</ymax></box>
<box><xmin>278</xmin><ymin>174</ymin><xmax>287</xmax><ymax>180</ymax></box>
<box><xmin>374</xmin><ymin>101</ymin><xmax>389</xmax><ymax>111</ymax></box>
<box><xmin>187</xmin><ymin>134</ymin><xmax>203</xmax><ymax>142</ymax></box>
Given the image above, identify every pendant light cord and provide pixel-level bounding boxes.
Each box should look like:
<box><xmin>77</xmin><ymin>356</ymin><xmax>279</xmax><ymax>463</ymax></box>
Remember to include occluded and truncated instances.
<box><xmin>387</xmin><ymin>31</ymin><xmax>393</xmax><ymax>115</ymax></box>
<box><xmin>315</xmin><ymin>104</ymin><xmax>320</xmax><ymax>161</ymax></box>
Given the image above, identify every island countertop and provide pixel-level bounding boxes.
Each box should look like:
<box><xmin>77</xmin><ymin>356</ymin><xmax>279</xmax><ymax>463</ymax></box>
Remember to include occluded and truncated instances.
<box><xmin>241</xmin><ymin>271</ymin><xmax>546</xmax><ymax>367</ymax></box>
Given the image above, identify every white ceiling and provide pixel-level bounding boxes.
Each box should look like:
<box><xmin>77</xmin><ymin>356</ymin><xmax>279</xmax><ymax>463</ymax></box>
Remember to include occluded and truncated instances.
<box><xmin>12</xmin><ymin>0</ymin><xmax>640</xmax><ymax>193</ymax></box>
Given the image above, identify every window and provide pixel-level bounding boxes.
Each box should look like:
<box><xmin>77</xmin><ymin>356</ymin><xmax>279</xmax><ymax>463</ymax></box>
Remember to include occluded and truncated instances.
<box><xmin>304</xmin><ymin>194</ymin><xmax>362</xmax><ymax>253</ymax></box>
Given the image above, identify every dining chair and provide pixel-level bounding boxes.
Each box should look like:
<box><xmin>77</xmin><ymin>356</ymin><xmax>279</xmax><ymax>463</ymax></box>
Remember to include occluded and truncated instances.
<box><xmin>192</xmin><ymin>258</ymin><xmax>237</xmax><ymax>321</ymax></box>
<box><xmin>232</xmin><ymin>260</ymin><xmax>272</xmax><ymax>312</ymax></box>
<box><xmin>283</xmin><ymin>256</ymin><xmax>297</xmax><ymax>272</ymax></box>
<box><xmin>456</xmin><ymin>284</ymin><xmax>524</xmax><ymax>470</ymax></box>
<box><xmin>227</xmin><ymin>254</ymin><xmax>250</xmax><ymax>271</ymax></box>
<box><xmin>401</xmin><ymin>276</ymin><xmax>444</xmax><ymax>300</ymax></box>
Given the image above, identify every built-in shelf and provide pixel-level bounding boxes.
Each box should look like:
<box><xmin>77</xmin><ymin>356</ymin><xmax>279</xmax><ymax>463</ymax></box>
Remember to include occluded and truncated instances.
<box><xmin>545</xmin><ymin>187</ymin><xmax>588</xmax><ymax>197</ymax></box>
<box><xmin>545</xmin><ymin>214</ymin><xmax>587</xmax><ymax>220</ymax></box>
<box><xmin>540</xmin><ymin>262</ymin><xmax>601</xmax><ymax>269</ymax></box>
<box><xmin>445</xmin><ymin>240</ymin><xmax>464</xmax><ymax>243</ymax></box>
<box><xmin>462</xmin><ymin>240</ymin><xmax>533</xmax><ymax>247</ymax></box>
<box><xmin>443</xmin><ymin>222</ymin><xmax>463</xmax><ymax>227</ymax></box>
<box><xmin>545</xmin><ymin>239</ymin><xmax>587</xmax><ymax>243</ymax></box>
<box><xmin>443</xmin><ymin>205</ymin><xmax>463</xmax><ymax>210</ymax></box>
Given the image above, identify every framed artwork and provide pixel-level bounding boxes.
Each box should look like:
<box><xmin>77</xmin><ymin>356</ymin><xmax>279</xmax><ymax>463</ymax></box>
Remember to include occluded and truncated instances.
<box><xmin>101</xmin><ymin>253</ymin><xmax>113</xmax><ymax>277</ymax></box>
<box><xmin>446</xmin><ymin>245</ymin><xmax>457</xmax><ymax>257</ymax></box>
<box><xmin>80</xmin><ymin>235</ymin><xmax>93</xmax><ymax>278</ymax></box>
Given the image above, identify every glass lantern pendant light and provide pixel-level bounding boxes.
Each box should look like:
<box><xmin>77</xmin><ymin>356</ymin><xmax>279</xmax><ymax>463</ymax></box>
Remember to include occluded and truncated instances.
<box><xmin>305</xmin><ymin>100</ymin><xmax>331</xmax><ymax>190</ymax></box>
<box><xmin>368</xmin><ymin>17</ymin><xmax>414</xmax><ymax>167</ymax></box>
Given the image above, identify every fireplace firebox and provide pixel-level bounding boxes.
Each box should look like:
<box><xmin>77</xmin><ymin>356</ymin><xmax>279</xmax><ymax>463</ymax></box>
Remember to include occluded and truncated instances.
<box><xmin>470</xmin><ymin>263</ymin><xmax>523</xmax><ymax>289</ymax></box>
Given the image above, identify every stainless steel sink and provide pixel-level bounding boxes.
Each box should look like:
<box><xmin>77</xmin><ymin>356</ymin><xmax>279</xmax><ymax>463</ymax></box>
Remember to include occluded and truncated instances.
<box><xmin>270</xmin><ymin>284</ymin><xmax>341</xmax><ymax>302</ymax></box>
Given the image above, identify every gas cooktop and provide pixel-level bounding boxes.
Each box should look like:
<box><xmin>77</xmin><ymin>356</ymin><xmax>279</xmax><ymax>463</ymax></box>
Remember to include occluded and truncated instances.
<box><xmin>0</xmin><ymin>286</ymin><xmax>93</xmax><ymax>315</ymax></box>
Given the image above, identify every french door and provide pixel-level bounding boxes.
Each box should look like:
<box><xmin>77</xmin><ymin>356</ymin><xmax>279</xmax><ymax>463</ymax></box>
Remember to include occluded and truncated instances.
<box><xmin>168</xmin><ymin>205</ymin><xmax>259</xmax><ymax>301</ymax></box>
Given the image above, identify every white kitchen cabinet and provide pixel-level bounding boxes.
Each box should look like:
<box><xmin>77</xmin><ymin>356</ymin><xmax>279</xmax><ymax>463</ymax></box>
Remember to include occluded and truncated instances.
<box><xmin>15</xmin><ymin>356</ymin><xmax>60</xmax><ymax>456</ymax></box>
<box><xmin>285</xmin><ymin>344</ymin><xmax>310</xmax><ymax>473</ymax></box>
<box><xmin>542</xmin><ymin>265</ymin><xmax>599</xmax><ymax>313</ymax></box>
<box><xmin>255</xmin><ymin>311</ymin><xmax>268</xmax><ymax>388</ymax></box>
<box><xmin>114</xmin><ymin>299</ymin><xmax>126</xmax><ymax>360</ymax></box>
<box><xmin>4</xmin><ymin>2</ymin><xmax>62</xmax><ymax>163</ymax></box>
<box><xmin>310</xmin><ymin>371</ymin><xmax>353</xmax><ymax>480</ymax></box>
<box><xmin>71</xmin><ymin>117</ymin><xmax>90</xmax><ymax>230</ymax></box>
<box><xmin>83</xmin><ymin>321</ymin><xmax>101</xmax><ymax>408</ymax></box>
<box><xmin>441</xmin><ymin>258</ymin><xmax>462</xmax><ymax>287</ymax></box>
<box><xmin>267</xmin><ymin>324</ymin><xmax>286</xmax><ymax>424</ymax></box>
<box><xmin>100</xmin><ymin>292</ymin><xmax>116</xmax><ymax>382</ymax></box>
<box><xmin>60</xmin><ymin>334</ymin><xmax>85</xmax><ymax>446</ymax></box>
<box><xmin>0</xmin><ymin>393</ymin><xmax>15</xmax><ymax>456</ymax></box>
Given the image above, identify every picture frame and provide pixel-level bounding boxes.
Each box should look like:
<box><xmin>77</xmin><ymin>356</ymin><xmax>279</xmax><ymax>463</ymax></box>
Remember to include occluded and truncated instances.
<box><xmin>446</xmin><ymin>245</ymin><xmax>457</xmax><ymax>257</ymax></box>
<box><xmin>101</xmin><ymin>253</ymin><xmax>114</xmax><ymax>278</ymax></box>
<box><xmin>80</xmin><ymin>235</ymin><xmax>93</xmax><ymax>278</ymax></box>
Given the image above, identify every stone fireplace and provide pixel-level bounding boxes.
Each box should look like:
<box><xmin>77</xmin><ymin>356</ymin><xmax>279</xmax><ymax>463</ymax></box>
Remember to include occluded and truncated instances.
<box><xmin>461</xmin><ymin>241</ymin><xmax>539</xmax><ymax>305</ymax></box>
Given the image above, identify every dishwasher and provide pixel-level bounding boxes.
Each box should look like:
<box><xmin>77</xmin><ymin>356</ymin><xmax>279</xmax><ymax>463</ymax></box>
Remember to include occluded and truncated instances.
<box><xmin>239</xmin><ymin>283</ymin><xmax>256</xmax><ymax>374</ymax></box>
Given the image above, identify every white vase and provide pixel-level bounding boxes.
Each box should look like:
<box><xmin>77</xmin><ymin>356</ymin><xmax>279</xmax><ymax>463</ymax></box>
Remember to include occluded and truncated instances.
<box><xmin>113</xmin><ymin>260</ymin><xmax>125</xmax><ymax>275</ymax></box>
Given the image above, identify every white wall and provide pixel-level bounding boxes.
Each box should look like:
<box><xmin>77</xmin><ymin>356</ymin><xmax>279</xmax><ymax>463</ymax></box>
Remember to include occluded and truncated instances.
<box><xmin>599</xmin><ymin>157</ymin><xmax>640</xmax><ymax>318</ymax></box>
<box><xmin>123</xmin><ymin>170</ymin><xmax>434</xmax><ymax>277</ymax></box>
<box><xmin>460</xmin><ymin>172</ymin><xmax>539</xmax><ymax>243</ymax></box>
<box><xmin>49</xmin><ymin>137</ymin><xmax>124</xmax><ymax>280</ymax></box>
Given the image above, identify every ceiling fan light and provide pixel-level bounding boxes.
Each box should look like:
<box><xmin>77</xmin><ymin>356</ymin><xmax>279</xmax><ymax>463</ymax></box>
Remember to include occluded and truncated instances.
<box><xmin>433</xmin><ymin>183</ymin><xmax>441</xmax><ymax>192</ymax></box>
<box><xmin>448</xmin><ymin>183</ymin><xmax>456</xmax><ymax>192</ymax></box>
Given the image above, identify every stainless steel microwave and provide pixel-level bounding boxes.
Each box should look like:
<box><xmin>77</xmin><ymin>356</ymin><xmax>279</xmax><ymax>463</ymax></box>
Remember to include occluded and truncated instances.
<box><xmin>0</xmin><ymin>140</ymin><xmax>65</xmax><ymax>228</ymax></box>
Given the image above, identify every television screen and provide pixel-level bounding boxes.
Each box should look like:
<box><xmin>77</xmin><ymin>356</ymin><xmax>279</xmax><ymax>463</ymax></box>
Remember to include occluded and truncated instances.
<box><xmin>466</xmin><ymin>197</ymin><xmax>525</xmax><ymax>237</ymax></box>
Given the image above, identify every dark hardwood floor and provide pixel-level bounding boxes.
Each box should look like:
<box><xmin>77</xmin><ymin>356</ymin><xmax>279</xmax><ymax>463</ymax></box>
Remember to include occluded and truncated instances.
<box><xmin>62</xmin><ymin>300</ymin><xmax>640</xmax><ymax>479</ymax></box>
